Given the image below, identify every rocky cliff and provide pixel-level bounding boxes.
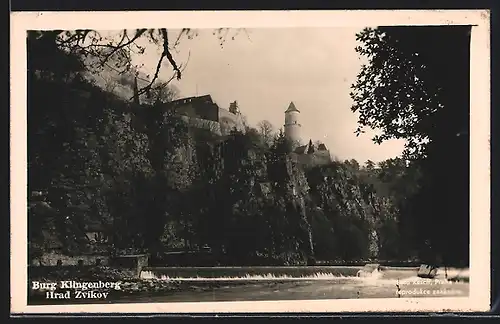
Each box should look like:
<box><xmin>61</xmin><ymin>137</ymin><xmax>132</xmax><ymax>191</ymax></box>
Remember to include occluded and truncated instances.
<box><xmin>168</xmin><ymin>127</ymin><xmax>398</xmax><ymax>264</ymax></box>
<box><xmin>306</xmin><ymin>162</ymin><xmax>395</xmax><ymax>261</ymax></box>
<box><xmin>28</xmin><ymin>61</ymin><xmax>400</xmax><ymax>265</ymax></box>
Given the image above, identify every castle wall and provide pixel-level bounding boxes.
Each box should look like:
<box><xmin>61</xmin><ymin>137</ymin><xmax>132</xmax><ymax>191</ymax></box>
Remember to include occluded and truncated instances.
<box><xmin>169</xmin><ymin>98</ymin><xmax>245</xmax><ymax>137</ymax></box>
<box><xmin>218</xmin><ymin>108</ymin><xmax>245</xmax><ymax>135</ymax></box>
<box><xmin>285</xmin><ymin>110</ymin><xmax>300</xmax><ymax>125</ymax></box>
<box><xmin>173</xmin><ymin>98</ymin><xmax>219</xmax><ymax>122</ymax></box>
<box><xmin>284</xmin><ymin>110</ymin><xmax>301</xmax><ymax>144</ymax></box>
<box><xmin>292</xmin><ymin>151</ymin><xmax>332</xmax><ymax>168</ymax></box>
<box><xmin>179</xmin><ymin>115</ymin><xmax>222</xmax><ymax>136</ymax></box>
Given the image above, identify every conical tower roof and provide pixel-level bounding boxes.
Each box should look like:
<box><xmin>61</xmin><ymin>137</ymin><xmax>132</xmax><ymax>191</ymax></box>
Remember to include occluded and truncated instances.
<box><xmin>285</xmin><ymin>101</ymin><xmax>300</xmax><ymax>113</ymax></box>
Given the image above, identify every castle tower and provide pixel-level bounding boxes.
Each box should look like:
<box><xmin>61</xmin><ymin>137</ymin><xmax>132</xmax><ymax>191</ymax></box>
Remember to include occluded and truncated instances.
<box><xmin>229</xmin><ymin>101</ymin><xmax>239</xmax><ymax>114</ymax></box>
<box><xmin>284</xmin><ymin>101</ymin><xmax>301</xmax><ymax>147</ymax></box>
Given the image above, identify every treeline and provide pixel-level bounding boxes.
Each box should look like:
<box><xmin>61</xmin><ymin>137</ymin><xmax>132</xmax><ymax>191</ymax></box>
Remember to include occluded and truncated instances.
<box><xmin>28</xmin><ymin>32</ymin><xmax>426</xmax><ymax>266</ymax></box>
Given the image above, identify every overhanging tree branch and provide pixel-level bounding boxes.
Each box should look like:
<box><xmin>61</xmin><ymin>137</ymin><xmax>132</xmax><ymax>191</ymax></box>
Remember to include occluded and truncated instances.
<box><xmin>49</xmin><ymin>28</ymin><xmax>242</xmax><ymax>103</ymax></box>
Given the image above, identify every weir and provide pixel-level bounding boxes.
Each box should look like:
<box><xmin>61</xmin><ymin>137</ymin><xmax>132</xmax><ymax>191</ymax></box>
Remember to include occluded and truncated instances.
<box><xmin>138</xmin><ymin>265</ymin><xmax>470</xmax><ymax>284</ymax></box>
<box><xmin>139</xmin><ymin>266</ymin><xmax>361</xmax><ymax>281</ymax></box>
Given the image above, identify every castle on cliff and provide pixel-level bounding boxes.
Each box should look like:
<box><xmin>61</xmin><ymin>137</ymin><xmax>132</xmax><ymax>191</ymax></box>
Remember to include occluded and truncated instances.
<box><xmin>283</xmin><ymin>101</ymin><xmax>332</xmax><ymax>166</ymax></box>
<box><xmin>163</xmin><ymin>94</ymin><xmax>332</xmax><ymax>166</ymax></box>
<box><xmin>165</xmin><ymin>94</ymin><xmax>246</xmax><ymax>136</ymax></box>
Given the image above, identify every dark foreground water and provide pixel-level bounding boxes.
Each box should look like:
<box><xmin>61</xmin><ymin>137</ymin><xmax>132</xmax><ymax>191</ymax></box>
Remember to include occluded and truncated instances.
<box><xmin>28</xmin><ymin>267</ymin><xmax>469</xmax><ymax>305</ymax></box>
<box><xmin>114</xmin><ymin>279</ymin><xmax>468</xmax><ymax>304</ymax></box>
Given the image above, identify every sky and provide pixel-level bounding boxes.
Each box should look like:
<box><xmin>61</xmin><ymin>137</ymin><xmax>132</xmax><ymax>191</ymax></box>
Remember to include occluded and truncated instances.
<box><xmin>129</xmin><ymin>27</ymin><xmax>406</xmax><ymax>163</ymax></box>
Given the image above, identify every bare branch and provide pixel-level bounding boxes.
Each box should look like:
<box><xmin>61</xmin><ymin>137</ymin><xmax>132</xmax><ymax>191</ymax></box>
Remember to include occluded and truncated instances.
<box><xmin>99</xmin><ymin>29</ymin><xmax>147</xmax><ymax>67</ymax></box>
<box><xmin>131</xmin><ymin>50</ymin><xmax>191</xmax><ymax>102</ymax></box>
<box><xmin>173</xmin><ymin>28</ymin><xmax>189</xmax><ymax>48</ymax></box>
<box><xmin>48</xmin><ymin>27</ymin><xmax>248</xmax><ymax>103</ymax></box>
<box><xmin>160</xmin><ymin>29</ymin><xmax>182</xmax><ymax>80</ymax></box>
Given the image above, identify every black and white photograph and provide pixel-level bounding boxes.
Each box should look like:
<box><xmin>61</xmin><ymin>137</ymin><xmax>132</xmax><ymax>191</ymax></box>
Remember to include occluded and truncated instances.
<box><xmin>10</xmin><ymin>10</ymin><xmax>490</xmax><ymax>313</ymax></box>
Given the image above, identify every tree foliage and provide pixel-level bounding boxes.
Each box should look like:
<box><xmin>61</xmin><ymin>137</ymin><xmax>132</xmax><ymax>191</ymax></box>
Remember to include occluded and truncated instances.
<box><xmin>256</xmin><ymin>120</ymin><xmax>276</xmax><ymax>147</ymax></box>
<box><xmin>350</xmin><ymin>26</ymin><xmax>471</xmax><ymax>266</ymax></box>
<box><xmin>351</xmin><ymin>28</ymin><xmax>442</xmax><ymax>160</ymax></box>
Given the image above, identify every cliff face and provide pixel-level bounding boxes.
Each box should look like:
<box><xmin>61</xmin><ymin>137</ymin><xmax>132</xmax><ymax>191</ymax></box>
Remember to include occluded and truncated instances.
<box><xmin>306</xmin><ymin>162</ymin><xmax>398</xmax><ymax>261</ymax></box>
<box><xmin>78</xmin><ymin>58</ymin><xmax>391</xmax><ymax>262</ymax></box>
<box><xmin>28</xmin><ymin>70</ymin><xmax>395</xmax><ymax>264</ymax></box>
<box><xmin>264</xmin><ymin>152</ymin><xmax>314</xmax><ymax>264</ymax></box>
<box><xmin>170</xmin><ymin>128</ymin><xmax>395</xmax><ymax>263</ymax></box>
